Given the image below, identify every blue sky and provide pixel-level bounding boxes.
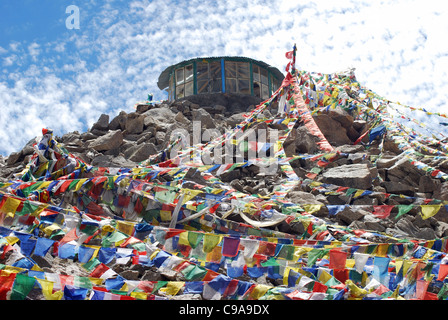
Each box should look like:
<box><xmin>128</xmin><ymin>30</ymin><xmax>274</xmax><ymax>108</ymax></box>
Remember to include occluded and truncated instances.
<box><xmin>1</xmin><ymin>0</ymin><xmax>448</xmax><ymax>156</ymax></box>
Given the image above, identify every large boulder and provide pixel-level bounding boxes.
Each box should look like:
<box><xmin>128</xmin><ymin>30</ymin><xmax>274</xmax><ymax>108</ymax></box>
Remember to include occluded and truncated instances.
<box><xmin>88</xmin><ymin>130</ymin><xmax>123</xmax><ymax>151</ymax></box>
<box><xmin>381</xmin><ymin>181</ymin><xmax>415</xmax><ymax>197</ymax></box>
<box><xmin>192</xmin><ymin>108</ymin><xmax>216</xmax><ymax>129</ymax></box>
<box><xmin>91</xmin><ymin>114</ymin><xmax>110</xmax><ymax>131</ymax></box>
<box><xmin>125</xmin><ymin>112</ymin><xmax>145</xmax><ymax>134</ymax></box>
<box><xmin>321</xmin><ymin>163</ymin><xmax>373</xmax><ymax>190</ymax></box>
<box><xmin>386</xmin><ymin>156</ymin><xmax>421</xmax><ymax>187</ymax></box>
<box><xmin>109</xmin><ymin>111</ymin><xmax>127</xmax><ymax>131</ymax></box>
<box><xmin>123</xmin><ymin>142</ymin><xmax>158</xmax><ymax>162</ymax></box>
<box><xmin>313</xmin><ymin>114</ymin><xmax>352</xmax><ymax>146</ymax></box>
<box><xmin>283</xmin><ymin>126</ymin><xmax>321</xmax><ymax>157</ymax></box>
<box><xmin>143</xmin><ymin>106</ymin><xmax>176</xmax><ymax>132</ymax></box>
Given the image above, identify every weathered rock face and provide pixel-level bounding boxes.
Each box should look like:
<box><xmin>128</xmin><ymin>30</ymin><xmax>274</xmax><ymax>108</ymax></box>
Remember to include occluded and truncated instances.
<box><xmin>321</xmin><ymin>163</ymin><xmax>373</xmax><ymax>190</ymax></box>
<box><xmin>88</xmin><ymin>130</ymin><xmax>124</xmax><ymax>152</ymax></box>
<box><xmin>314</xmin><ymin>114</ymin><xmax>352</xmax><ymax>146</ymax></box>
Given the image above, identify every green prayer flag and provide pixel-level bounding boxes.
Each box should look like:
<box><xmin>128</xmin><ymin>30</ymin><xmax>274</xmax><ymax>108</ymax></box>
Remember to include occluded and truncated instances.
<box><xmin>183</xmin><ymin>264</ymin><xmax>207</xmax><ymax>281</ymax></box>
<box><xmin>10</xmin><ymin>274</ymin><xmax>36</xmax><ymax>300</ymax></box>
<box><xmin>188</xmin><ymin>232</ymin><xmax>203</xmax><ymax>249</ymax></box>
<box><xmin>307</xmin><ymin>249</ymin><xmax>328</xmax><ymax>267</ymax></box>
<box><xmin>325</xmin><ymin>276</ymin><xmax>342</xmax><ymax>287</ymax></box>
<box><xmin>438</xmin><ymin>283</ymin><xmax>448</xmax><ymax>300</ymax></box>
<box><xmin>152</xmin><ymin>281</ymin><xmax>168</xmax><ymax>293</ymax></box>
<box><xmin>261</xmin><ymin>258</ymin><xmax>280</xmax><ymax>267</ymax></box>
<box><xmin>16</xmin><ymin>201</ymin><xmax>39</xmax><ymax>216</ymax></box>
<box><xmin>82</xmin><ymin>258</ymin><xmax>101</xmax><ymax>272</ymax></box>
<box><xmin>155</xmin><ymin>190</ymin><xmax>176</xmax><ymax>204</ymax></box>
<box><xmin>395</xmin><ymin>204</ymin><xmax>414</xmax><ymax>219</ymax></box>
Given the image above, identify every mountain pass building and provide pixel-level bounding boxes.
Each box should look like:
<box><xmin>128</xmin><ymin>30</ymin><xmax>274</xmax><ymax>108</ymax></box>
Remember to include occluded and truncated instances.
<box><xmin>157</xmin><ymin>56</ymin><xmax>285</xmax><ymax>102</ymax></box>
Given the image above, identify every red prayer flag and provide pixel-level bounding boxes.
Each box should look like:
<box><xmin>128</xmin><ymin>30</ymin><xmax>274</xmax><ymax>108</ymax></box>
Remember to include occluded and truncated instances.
<box><xmin>329</xmin><ymin>249</ymin><xmax>347</xmax><ymax>269</ymax></box>
<box><xmin>312</xmin><ymin>281</ymin><xmax>328</xmax><ymax>293</ymax></box>
<box><xmin>438</xmin><ymin>264</ymin><xmax>448</xmax><ymax>281</ymax></box>
<box><xmin>372</xmin><ymin>205</ymin><xmax>394</xmax><ymax>219</ymax></box>
<box><xmin>0</xmin><ymin>272</ymin><xmax>16</xmax><ymax>300</ymax></box>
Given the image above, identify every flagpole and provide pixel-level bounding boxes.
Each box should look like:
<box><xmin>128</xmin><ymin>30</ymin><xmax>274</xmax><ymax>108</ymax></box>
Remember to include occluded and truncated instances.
<box><xmin>292</xmin><ymin>43</ymin><xmax>297</xmax><ymax>74</ymax></box>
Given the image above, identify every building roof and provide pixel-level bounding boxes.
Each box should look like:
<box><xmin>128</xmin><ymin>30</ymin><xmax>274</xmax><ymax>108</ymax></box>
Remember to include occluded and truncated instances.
<box><xmin>157</xmin><ymin>56</ymin><xmax>285</xmax><ymax>90</ymax></box>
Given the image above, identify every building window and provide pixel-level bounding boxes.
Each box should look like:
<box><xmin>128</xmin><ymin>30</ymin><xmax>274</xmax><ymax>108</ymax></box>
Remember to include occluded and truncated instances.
<box><xmin>196</xmin><ymin>60</ymin><xmax>222</xmax><ymax>94</ymax></box>
<box><xmin>253</xmin><ymin>65</ymin><xmax>270</xmax><ymax>100</ymax></box>
<box><xmin>270</xmin><ymin>74</ymin><xmax>281</xmax><ymax>94</ymax></box>
<box><xmin>225</xmin><ymin>61</ymin><xmax>250</xmax><ymax>95</ymax></box>
<box><xmin>168</xmin><ymin>75</ymin><xmax>175</xmax><ymax>101</ymax></box>
<box><xmin>175</xmin><ymin>64</ymin><xmax>194</xmax><ymax>99</ymax></box>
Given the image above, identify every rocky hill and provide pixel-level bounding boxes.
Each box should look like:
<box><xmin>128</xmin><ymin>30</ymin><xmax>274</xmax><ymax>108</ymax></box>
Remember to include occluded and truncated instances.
<box><xmin>1</xmin><ymin>64</ymin><xmax>448</xmax><ymax>301</ymax></box>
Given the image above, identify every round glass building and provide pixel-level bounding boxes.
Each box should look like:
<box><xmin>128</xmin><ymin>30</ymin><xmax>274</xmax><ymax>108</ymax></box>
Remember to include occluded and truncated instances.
<box><xmin>157</xmin><ymin>56</ymin><xmax>285</xmax><ymax>102</ymax></box>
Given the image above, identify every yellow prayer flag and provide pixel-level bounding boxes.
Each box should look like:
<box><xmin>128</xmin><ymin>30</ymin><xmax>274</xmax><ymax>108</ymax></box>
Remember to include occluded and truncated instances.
<box><xmin>74</xmin><ymin>179</ymin><xmax>88</xmax><ymax>192</ymax></box>
<box><xmin>130</xmin><ymin>291</ymin><xmax>147</xmax><ymax>300</ymax></box>
<box><xmin>0</xmin><ymin>197</ymin><xmax>21</xmax><ymax>215</ymax></box>
<box><xmin>160</xmin><ymin>210</ymin><xmax>172</xmax><ymax>222</ymax></box>
<box><xmin>302</xmin><ymin>204</ymin><xmax>322</xmax><ymax>214</ymax></box>
<box><xmin>249</xmin><ymin>284</ymin><xmax>271</xmax><ymax>300</ymax></box>
<box><xmin>202</xmin><ymin>233</ymin><xmax>222</xmax><ymax>252</ymax></box>
<box><xmin>376</xmin><ymin>244</ymin><xmax>389</xmax><ymax>257</ymax></box>
<box><xmin>346</xmin><ymin>279</ymin><xmax>368</xmax><ymax>298</ymax></box>
<box><xmin>42</xmin><ymin>224</ymin><xmax>61</xmax><ymax>237</ymax></box>
<box><xmin>178</xmin><ymin>231</ymin><xmax>190</xmax><ymax>246</ymax></box>
<box><xmin>403</xmin><ymin>260</ymin><xmax>414</xmax><ymax>276</ymax></box>
<box><xmin>282</xmin><ymin>267</ymin><xmax>298</xmax><ymax>286</ymax></box>
<box><xmin>37</xmin><ymin>279</ymin><xmax>63</xmax><ymax>300</ymax></box>
<box><xmin>346</xmin><ymin>259</ymin><xmax>356</xmax><ymax>269</ymax></box>
<box><xmin>5</xmin><ymin>236</ymin><xmax>19</xmax><ymax>245</ymax></box>
<box><xmin>159</xmin><ymin>281</ymin><xmax>184</xmax><ymax>296</ymax></box>
<box><xmin>181</xmin><ymin>189</ymin><xmax>203</xmax><ymax>205</ymax></box>
<box><xmin>420</xmin><ymin>204</ymin><xmax>442</xmax><ymax>220</ymax></box>
<box><xmin>354</xmin><ymin>189</ymin><xmax>365</xmax><ymax>198</ymax></box>
<box><xmin>31</xmin><ymin>264</ymin><xmax>44</xmax><ymax>272</ymax></box>
<box><xmin>318</xmin><ymin>270</ymin><xmax>333</xmax><ymax>284</ymax></box>
<box><xmin>116</xmin><ymin>221</ymin><xmax>135</xmax><ymax>236</ymax></box>
<box><xmin>395</xmin><ymin>259</ymin><xmax>403</xmax><ymax>273</ymax></box>
<box><xmin>293</xmin><ymin>247</ymin><xmax>312</xmax><ymax>260</ymax></box>
<box><xmin>2</xmin><ymin>266</ymin><xmax>23</xmax><ymax>274</ymax></box>
<box><xmin>89</xmin><ymin>277</ymin><xmax>104</xmax><ymax>286</ymax></box>
<box><xmin>36</xmin><ymin>181</ymin><xmax>51</xmax><ymax>190</ymax></box>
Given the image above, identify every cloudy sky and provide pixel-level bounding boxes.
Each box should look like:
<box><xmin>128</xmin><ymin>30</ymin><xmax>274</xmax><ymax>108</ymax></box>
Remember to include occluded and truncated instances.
<box><xmin>1</xmin><ymin>0</ymin><xmax>448</xmax><ymax>156</ymax></box>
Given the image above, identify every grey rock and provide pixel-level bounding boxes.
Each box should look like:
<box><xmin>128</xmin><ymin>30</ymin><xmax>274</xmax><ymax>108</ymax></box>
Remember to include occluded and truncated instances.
<box><xmin>124</xmin><ymin>143</ymin><xmax>158</xmax><ymax>162</ymax></box>
<box><xmin>174</xmin><ymin>111</ymin><xmax>191</xmax><ymax>125</ymax></box>
<box><xmin>225</xmin><ymin>112</ymin><xmax>246</xmax><ymax>127</ymax></box>
<box><xmin>192</xmin><ymin>108</ymin><xmax>216</xmax><ymax>129</ymax></box>
<box><xmin>88</xmin><ymin>130</ymin><xmax>123</xmax><ymax>151</ymax></box>
<box><xmin>313</xmin><ymin>114</ymin><xmax>352</xmax><ymax>146</ymax></box>
<box><xmin>336</xmin><ymin>206</ymin><xmax>366</xmax><ymax>225</ymax></box>
<box><xmin>381</xmin><ymin>181</ymin><xmax>415</xmax><ymax>197</ymax></box>
<box><xmin>6</xmin><ymin>151</ymin><xmax>21</xmax><ymax>166</ymax></box>
<box><xmin>322</xmin><ymin>163</ymin><xmax>372</xmax><ymax>190</ymax></box>
<box><xmin>283</xmin><ymin>126</ymin><xmax>321</xmax><ymax>156</ymax></box>
<box><xmin>386</xmin><ymin>156</ymin><xmax>421</xmax><ymax>187</ymax></box>
<box><xmin>434</xmin><ymin>181</ymin><xmax>448</xmax><ymax>201</ymax></box>
<box><xmin>91</xmin><ymin>155</ymin><xmax>135</xmax><ymax>168</ymax></box>
<box><xmin>155</xmin><ymin>131</ymin><xmax>166</xmax><ymax>145</ymax></box>
<box><xmin>91</xmin><ymin>113</ymin><xmax>109</xmax><ymax>131</ymax></box>
<box><xmin>143</xmin><ymin>106</ymin><xmax>176</xmax><ymax>122</ymax></box>
<box><xmin>125</xmin><ymin>112</ymin><xmax>145</xmax><ymax>134</ymax></box>
<box><xmin>419</xmin><ymin>175</ymin><xmax>441</xmax><ymax>193</ymax></box>
<box><xmin>415</xmin><ymin>228</ymin><xmax>437</xmax><ymax>240</ymax></box>
<box><xmin>119</xmin><ymin>270</ymin><xmax>140</xmax><ymax>280</ymax></box>
<box><xmin>109</xmin><ymin>111</ymin><xmax>127</xmax><ymax>131</ymax></box>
